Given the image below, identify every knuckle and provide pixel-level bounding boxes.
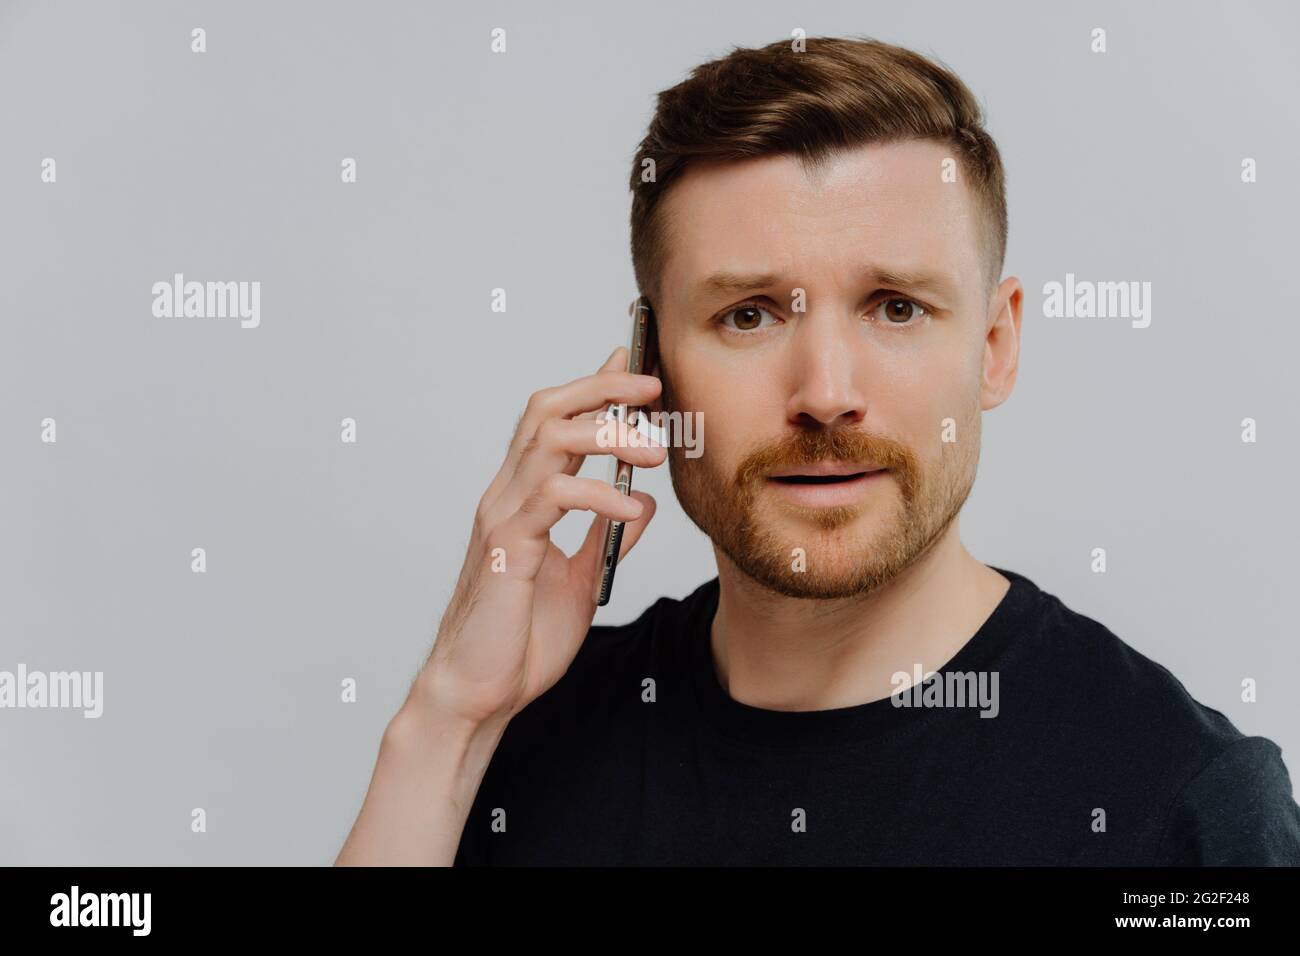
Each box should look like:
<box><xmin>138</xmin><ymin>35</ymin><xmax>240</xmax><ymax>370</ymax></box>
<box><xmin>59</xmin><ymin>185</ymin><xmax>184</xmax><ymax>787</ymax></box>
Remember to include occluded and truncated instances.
<box><xmin>517</xmin><ymin>475</ymin><xmax>563</xmax><ymax>516</ymax></box>
<box><xmin>541</xmin><ymin>472</ymin><xmax>569</xmax><ymax>498</ymax></box>
<box><xmin>525</xmin><ymin>386</ymin><xmax>554</xmax><ymax>416</ymax></box>
<box><xmin>472</xmin><ymin>493</ymin><xmax>497</xmax><ymax>534</ymax></box>
<box><xmin>517</xmin><ymin>489</ymin><xmax>544</xmax><ymax>516</ymax></box>
<box><xmin>535</xmin><ymin>416</ymin><xmax>562</xmax><ymax>448</ymax></box>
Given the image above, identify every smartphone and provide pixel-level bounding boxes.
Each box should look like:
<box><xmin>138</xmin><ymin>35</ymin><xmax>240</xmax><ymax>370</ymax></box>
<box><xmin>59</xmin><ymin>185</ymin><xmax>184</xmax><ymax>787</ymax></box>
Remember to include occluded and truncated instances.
<box><xmin>593</xmin><ymin>295</ymin><xmax>654</xmax><ymax>606</ymax></box>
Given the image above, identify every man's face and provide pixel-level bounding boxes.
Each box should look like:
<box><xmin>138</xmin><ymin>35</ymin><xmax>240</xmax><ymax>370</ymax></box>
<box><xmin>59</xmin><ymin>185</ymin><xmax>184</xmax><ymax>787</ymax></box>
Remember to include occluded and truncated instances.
<box><xmin>651</xmin><ymin>139</ymin><xmax>999</xmax><ymax>599</ymax></box>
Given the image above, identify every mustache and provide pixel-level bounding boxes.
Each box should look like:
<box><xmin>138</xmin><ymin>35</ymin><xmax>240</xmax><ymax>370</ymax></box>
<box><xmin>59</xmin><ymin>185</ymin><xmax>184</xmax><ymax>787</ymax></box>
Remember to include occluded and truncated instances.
<box><xmin>734</xmin><ymin>428</ymin><xmax>918</xmax><ymax>491</ymax></box>
<box><xmin>658</xmin><ymin>372</ymin><xmax>920</xmax><ymax>500</ymax></box>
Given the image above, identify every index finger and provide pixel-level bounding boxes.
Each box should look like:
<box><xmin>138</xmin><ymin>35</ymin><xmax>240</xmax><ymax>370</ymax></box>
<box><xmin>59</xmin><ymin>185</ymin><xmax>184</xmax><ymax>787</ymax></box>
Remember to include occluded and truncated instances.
<box><xmin>502</xmin><ymin>358</ymin><xmax>660</xmax><ymax>477</ymax></box>
<box><xmin>576</xmin><ymin>345</ymin><xmax>630</xmax><ymax>423</ymax></box>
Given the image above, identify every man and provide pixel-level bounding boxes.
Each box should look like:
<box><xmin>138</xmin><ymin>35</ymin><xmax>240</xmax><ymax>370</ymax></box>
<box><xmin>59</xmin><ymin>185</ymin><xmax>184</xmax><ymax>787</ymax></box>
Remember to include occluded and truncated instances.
<box><xmin>336</xmin><ymin>36</ymin><xmax>1300</xmax><ymax>865</ymax></box>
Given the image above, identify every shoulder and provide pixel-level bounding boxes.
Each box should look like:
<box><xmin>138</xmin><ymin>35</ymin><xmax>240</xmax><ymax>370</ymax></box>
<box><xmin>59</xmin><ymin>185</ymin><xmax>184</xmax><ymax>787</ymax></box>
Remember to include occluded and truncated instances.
<box><xmin>572</xmin><ymin>578</ymin><xmax>718</xmax><ymax>682</ymax></box>
<box><xmin>1002</xmin><ymin>569</ymin><xmax>1300</xmax><ymax>864</ymax></box>
<box><xmin>495</xmin><ymin>579</ymin><xmax>718</xmax><ymax>748</ymax></box>
<box><xmin>453</xmin><ymin>581</ymin><xmax>718</xmax><ymax>866</ymax></box>
<box><xmin>1155</xmin><ymin>735</ymin><xmax>1300</xmax><ymax>864</ymax></box>
<box><xmin>1005</xmin><ymin>570</ymin><xmax>1245</xmax><ymax>753</ymax></box>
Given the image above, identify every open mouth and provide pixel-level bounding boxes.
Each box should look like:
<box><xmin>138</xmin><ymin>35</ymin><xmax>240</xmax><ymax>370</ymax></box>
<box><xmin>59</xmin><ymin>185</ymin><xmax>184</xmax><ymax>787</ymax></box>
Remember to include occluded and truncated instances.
<box><xmin>770</xmin><ymin>472</ymin><xmax>874</xmax><ymax>485</ymax></box>
<box><xmin>763</xmin><ymin>467</ymin><xmax>886</xmax><ymax>508</ymax></box>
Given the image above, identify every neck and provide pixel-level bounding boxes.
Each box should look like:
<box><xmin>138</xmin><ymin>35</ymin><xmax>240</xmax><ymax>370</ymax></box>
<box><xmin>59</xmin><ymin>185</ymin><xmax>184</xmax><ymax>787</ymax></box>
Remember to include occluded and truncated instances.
<box><xmin>709</xmin><ymin>520</ymin><xmax>1009</xmax><ymax>711</ymax></box>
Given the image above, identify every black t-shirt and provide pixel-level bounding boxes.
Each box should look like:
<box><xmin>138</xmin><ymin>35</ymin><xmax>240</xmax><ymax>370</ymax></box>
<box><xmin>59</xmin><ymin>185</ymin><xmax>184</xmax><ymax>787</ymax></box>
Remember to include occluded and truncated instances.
<box><xmin>453</xmin><ymin>567</ymin><xmax>1300</xmax><ymax>865</ymax></box>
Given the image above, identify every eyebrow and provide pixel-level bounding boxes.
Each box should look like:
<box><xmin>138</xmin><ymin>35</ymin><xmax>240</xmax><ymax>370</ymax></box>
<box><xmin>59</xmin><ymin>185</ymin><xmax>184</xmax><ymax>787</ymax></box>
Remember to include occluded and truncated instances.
<box><xmin>696</xmin><ymin>271</ymin><xmax>781</xmax><ymax>297</ymax></box>
<box><xmin>870</xmin><ymin>268</ymin><xmax>957</xmax><ymax>300</ymax></box>
<box><xmin>692</xmin><ymin>267</ymin><xmax>957</xmax><ymax>302</ymax></box>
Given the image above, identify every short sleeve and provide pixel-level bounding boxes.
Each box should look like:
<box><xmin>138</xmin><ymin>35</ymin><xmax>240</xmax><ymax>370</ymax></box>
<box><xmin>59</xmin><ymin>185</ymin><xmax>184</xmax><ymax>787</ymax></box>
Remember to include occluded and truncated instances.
<box><xmin>1154</xmin><ymin>735</ymin><xmax>1300</xmax><ymax>865</ymax></box>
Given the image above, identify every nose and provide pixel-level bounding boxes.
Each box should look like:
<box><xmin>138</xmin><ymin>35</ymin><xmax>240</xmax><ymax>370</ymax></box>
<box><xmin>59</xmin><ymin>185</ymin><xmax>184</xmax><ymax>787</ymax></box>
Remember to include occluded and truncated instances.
<box><xmin>784</xmin><ymin>308</ymin><xmax>868</xmax><ymax>428</ymax></box>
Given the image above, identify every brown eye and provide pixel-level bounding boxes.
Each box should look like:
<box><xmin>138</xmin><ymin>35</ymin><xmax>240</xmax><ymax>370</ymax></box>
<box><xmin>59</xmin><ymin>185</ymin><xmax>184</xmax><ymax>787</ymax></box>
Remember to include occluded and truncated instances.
<box><xmin>876</xmin><ymin>298</ymin><xmax>926</xmax><ymax>325</ymax></box>
<box><xmin>722</xmin><ymin>304</ymin><xmax>776</xmax><ymax>332</ymax></box>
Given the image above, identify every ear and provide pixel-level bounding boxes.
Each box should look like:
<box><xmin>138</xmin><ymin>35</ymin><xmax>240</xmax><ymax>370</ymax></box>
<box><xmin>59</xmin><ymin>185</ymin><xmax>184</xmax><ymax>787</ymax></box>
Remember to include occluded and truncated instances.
<box><xmin>981</xmin><ymin>277</ymin><xmax>1022</xmax><ymax>411</ymax></box>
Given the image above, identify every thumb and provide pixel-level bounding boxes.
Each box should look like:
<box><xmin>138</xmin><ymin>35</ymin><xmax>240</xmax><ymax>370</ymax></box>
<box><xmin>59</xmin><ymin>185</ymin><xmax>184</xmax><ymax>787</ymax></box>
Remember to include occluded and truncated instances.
<box><xmin>572</xmin><ymin>490</ymin><xmax>657</xmax><ymax>582</ymax></box>
<box><xmin>613</xmin><ymin>490</ymin><xmax>656</xmax><ymax>560</ymax></box>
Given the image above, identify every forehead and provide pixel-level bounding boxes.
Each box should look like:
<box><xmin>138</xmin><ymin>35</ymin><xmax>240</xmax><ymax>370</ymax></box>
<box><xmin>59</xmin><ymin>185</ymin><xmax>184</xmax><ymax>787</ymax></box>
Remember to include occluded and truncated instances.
<box><xmin>658</xmin><ymin>139</ymin><xmax>983</xmax><ymax>302</ymax></box>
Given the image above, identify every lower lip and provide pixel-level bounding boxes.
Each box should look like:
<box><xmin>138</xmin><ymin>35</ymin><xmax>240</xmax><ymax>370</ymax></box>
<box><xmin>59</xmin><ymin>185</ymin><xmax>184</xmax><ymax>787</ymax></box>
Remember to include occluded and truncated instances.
<box><xmin>764</xmin><ymin>470</ymin><xmax>887</xmax><ymax>508</ymax></box>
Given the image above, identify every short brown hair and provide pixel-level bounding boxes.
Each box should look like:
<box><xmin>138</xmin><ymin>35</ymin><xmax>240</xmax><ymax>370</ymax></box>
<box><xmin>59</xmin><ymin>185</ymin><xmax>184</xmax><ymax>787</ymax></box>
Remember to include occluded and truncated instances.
<box><xmin>628</xmin><ymin>35</ymin><xmax>1007</xmax><ymax>305</ymax></box>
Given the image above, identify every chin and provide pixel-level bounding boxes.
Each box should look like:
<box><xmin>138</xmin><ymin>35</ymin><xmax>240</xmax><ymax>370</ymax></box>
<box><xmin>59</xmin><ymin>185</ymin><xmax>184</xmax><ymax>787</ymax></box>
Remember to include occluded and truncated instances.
<box><xmin>727</xmin><ymin>520</ymin><xmax>901</xmax><ymax>600</ymax></box>
<box><xmin>755</xmin><ymin>493</ymin><xmax>888</xmax><ymax>539</ymax></box>
<box><xmin>734</xmin><ymin>560</ymin><xmax>892</xmax><ymax>600</ymax></box>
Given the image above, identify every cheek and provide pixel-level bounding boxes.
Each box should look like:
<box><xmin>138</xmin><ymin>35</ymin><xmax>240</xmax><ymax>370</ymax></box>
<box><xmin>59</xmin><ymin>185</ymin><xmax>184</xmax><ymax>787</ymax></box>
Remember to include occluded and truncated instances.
<box><xmin>875</xmin><ymin>350</ymin><xmax>979</xmax><ymax>459</ymax></box>
<box><xmin>671</xmin><ymin>355</ymin><xmax>776</xmax><ymax>469</ymax></box>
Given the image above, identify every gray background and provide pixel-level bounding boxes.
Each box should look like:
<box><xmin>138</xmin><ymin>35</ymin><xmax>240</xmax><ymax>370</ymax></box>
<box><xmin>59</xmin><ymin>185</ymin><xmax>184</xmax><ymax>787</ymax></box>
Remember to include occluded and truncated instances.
<box><xmin>2</xmin><ymin>0</ymin><xmax>1296</xmax><ymax>864</ymax></box>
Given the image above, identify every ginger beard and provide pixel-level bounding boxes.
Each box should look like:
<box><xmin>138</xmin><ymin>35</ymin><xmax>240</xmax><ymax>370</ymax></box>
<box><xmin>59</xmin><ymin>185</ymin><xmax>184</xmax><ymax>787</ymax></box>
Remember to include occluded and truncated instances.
<box><xmin>660</xmin><ymin>368</ymin><xmax>982</xmax><ymax>600</ymax></box>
